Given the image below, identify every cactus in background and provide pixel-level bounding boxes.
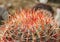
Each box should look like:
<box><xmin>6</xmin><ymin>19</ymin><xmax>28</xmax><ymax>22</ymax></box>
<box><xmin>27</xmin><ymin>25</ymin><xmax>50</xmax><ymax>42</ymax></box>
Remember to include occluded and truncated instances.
<box><xmin>0</xmin><ymin>9</ymin><xmax>60</xmax><ymax>42</ymax></box>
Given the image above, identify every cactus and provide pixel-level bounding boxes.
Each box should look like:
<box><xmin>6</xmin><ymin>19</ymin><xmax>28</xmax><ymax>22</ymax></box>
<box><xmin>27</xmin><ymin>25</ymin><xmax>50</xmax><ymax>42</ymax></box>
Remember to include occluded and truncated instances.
<box><xmin>0</xmin><ymin>9</ymin><xmax>60</xmax><ymax>42</ymax></box>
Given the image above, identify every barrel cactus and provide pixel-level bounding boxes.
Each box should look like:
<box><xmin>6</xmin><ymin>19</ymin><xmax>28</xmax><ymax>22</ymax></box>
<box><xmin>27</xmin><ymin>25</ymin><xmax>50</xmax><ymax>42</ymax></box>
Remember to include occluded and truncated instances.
<box><xmin>0</xmin><ymin>9</ymin><xmax>60</xmax><ymax>42</ymax></box>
